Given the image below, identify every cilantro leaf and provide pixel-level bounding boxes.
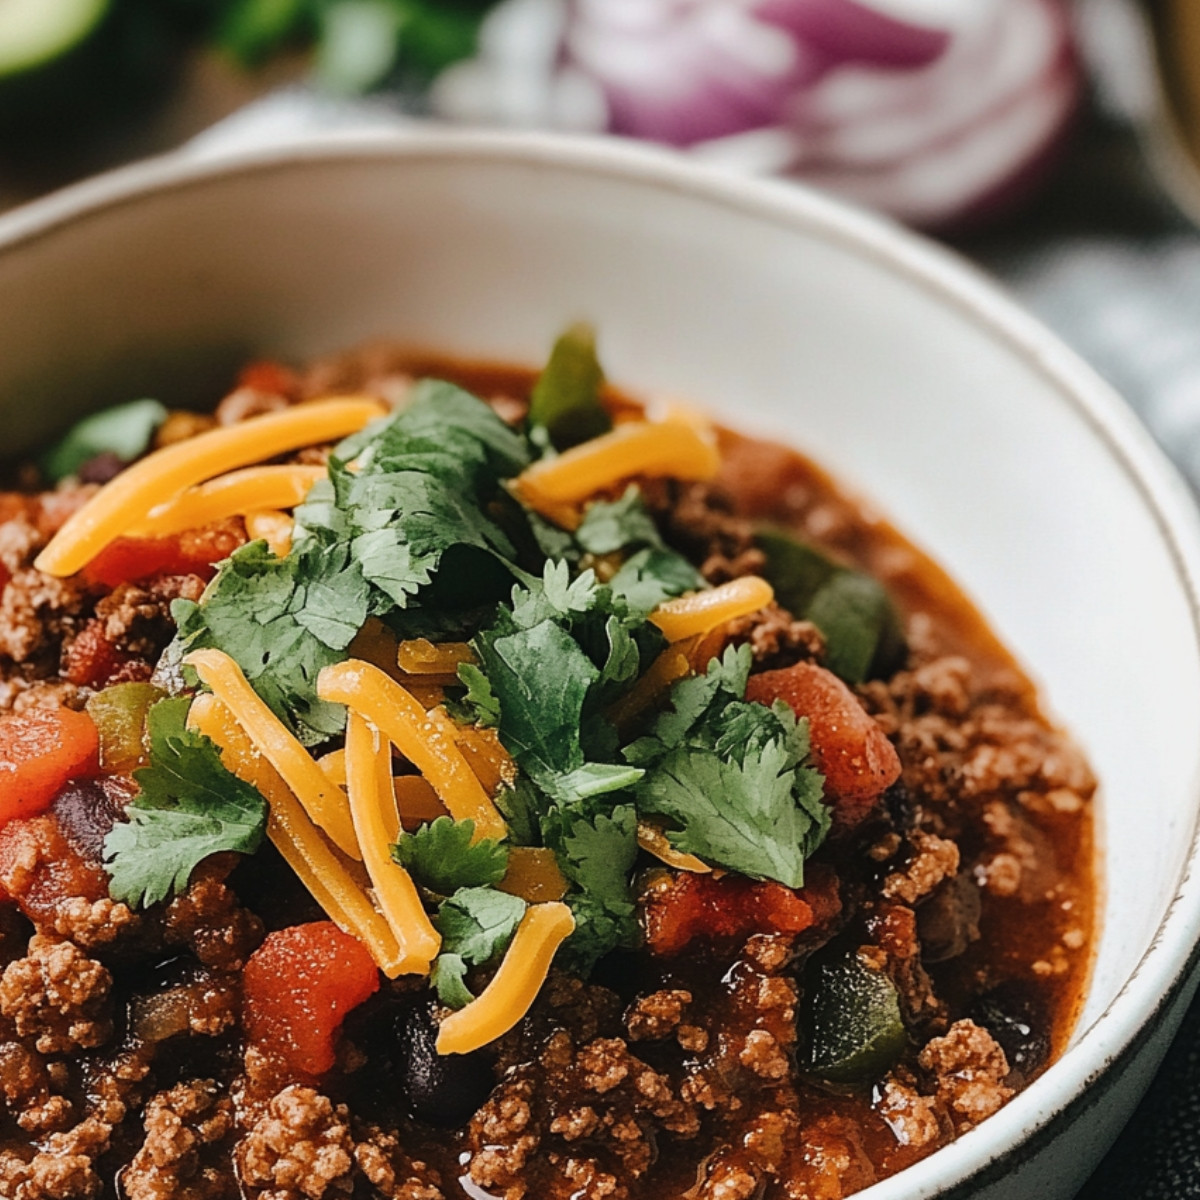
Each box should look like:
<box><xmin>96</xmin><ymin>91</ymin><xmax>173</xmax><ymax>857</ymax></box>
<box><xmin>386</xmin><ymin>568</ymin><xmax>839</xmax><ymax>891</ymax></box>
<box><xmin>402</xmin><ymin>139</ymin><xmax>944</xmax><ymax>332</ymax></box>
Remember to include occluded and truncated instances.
<box><xmin>103</xmin><ymin>699</ymin><xmax>268</xmax><ymax>908</ymax></box>
<box><xmin>608</xmin><ymin>547</ymin><xmax>705</xmax><ymax>614</ymax></box>
<box><xmin>455</xmin><ymin>662</ymin><xmax>501</xmax><ymax>727</ymax></box>
<box><xmin>528</xmin><ymin>323</ymin><xmax>611</xmax><ymax>450</ymax></box>
<box><xmin>636</xmin><ymin>740</ymin><xmax>827</xmax><ymax>887</ymax></box>
<box><xmin>476</xmin><ymin>616</ymin><xmax>598</xmax><ymax>786</ymax></box>
<box><xmin>494</xmin><ymin>777</ymin><xmax>542</xmax><ymax>846</ymax></box>
<box><xmin>392</xmin><ymin>817</ymin><xmax>508</xmax><ymax>895</ymax></box>
<box><xmin>171</xmin><ymin>539</ymin><xmax>360</xmax><ymax>745</ymax></box>
<box><xmin>435</xmin><ymin>886</ymin><xmax>527</xmax><ymax>965</ymax></box>
<box><xmin>575</xmin><ymin>487</ymin><xmax>663</xmax><ymax>555</ymax></box>
<box><xmin>431</xmin><ymin>953</ymin><xmax>475</xmax><ymax>1009</ymax></box>
<box><xmin>541</xmin><ymin>805</ymin><xmax>640</xmax><ymax>970</ymax></box>
<box><xmin>170</xmin><ymin>380</ymin><xmax>538</xmax><ymax>742</ymax></box>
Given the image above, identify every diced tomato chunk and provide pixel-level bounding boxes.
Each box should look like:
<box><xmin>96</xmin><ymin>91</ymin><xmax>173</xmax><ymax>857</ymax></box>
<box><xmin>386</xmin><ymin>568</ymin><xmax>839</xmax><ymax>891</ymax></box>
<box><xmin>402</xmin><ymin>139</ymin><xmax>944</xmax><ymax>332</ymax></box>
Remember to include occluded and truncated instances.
<box><xmin>236</xmin><ymin>359</ymin><xmax>302</xmax><ymax>400</ymax></box>
<box><xmin>81</xmin><ymin>522</ymin><xmax>244</xmax><ymax>590</ymax></box>
<box><xmin>747</xmin><ymin>661</ymin><xmax>901</xmax><ymax>827</ymax></box>
<box><xmin>642</xmin><ymin>865</ymin><xmax>841</xmax><ymax>956</ymax></box>
<box><xmin>62</xmin><ymin>619</ymin><xmax>138</xmax><ymax>689</ymax></box>
<box><xmin>0</xmin><ymin>813</ymin><xmax>110</xmax><ymax>919</ymax></box>
<box><xmin>0</xmin><ymin>707</ymin><xmax>100</xmax><ymax>825</ymax></box>
<box><xmin>243</xmin><ymin>922</ymin><xmax>380</xmax><ymax>1079</ymax></box>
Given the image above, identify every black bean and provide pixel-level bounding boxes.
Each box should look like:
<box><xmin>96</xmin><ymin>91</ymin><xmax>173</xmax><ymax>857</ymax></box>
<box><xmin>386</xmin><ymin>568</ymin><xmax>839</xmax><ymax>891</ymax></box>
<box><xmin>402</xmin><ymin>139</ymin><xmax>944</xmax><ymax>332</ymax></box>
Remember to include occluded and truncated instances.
<box><xmin>51</xmin><ymin>778</ymin><xmax>126</xmax><ymax>862</ymax></box>
<box><xmin>397</xmin><ymin>999</ymin><xmax>494</xmax><ymax>1128</ymax></box>
<box><xmin>917</xmin><ymin>873</ymin><xmax>981</xmax><ymax>964</ymax></box>
<box><xmin>970</xmin><ymin>980</ymin><xmax>1051</xmax><ymax>1077</ymax></box>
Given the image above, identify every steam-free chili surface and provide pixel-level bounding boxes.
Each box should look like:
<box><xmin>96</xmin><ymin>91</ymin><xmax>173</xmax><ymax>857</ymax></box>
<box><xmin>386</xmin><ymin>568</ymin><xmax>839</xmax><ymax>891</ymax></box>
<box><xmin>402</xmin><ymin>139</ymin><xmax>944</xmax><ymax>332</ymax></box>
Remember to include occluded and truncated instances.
<box><xmin>0</xmin><ymin>345</ymin><xmax>1095</xmax><ymax>1200</ymax></box>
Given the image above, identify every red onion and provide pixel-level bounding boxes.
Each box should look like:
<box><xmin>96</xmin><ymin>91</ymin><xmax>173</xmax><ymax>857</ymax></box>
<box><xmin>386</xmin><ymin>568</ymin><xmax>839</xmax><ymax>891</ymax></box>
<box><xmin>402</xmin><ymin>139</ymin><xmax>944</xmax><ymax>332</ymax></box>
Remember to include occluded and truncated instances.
<box><xmin>432</xmin><ymin>0</ymin><xmax>1079</xmax><ymax>227</ymax></box>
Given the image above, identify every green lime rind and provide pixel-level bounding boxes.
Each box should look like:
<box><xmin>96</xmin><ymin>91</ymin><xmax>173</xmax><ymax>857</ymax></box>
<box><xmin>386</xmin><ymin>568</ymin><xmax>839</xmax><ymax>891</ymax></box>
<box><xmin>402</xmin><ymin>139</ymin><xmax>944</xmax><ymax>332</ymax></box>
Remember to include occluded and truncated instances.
<box><xmin>0</xmin><ymin>0</ymin><xmax>111</xmax><ymax>78</ymax></box>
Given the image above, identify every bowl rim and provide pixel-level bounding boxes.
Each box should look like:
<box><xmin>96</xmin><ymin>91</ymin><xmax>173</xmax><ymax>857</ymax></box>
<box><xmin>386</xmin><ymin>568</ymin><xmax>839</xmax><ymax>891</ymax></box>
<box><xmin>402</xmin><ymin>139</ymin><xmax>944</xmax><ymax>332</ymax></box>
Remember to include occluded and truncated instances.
<box><xmin>2</xmin><ymin>127</ymin><xmax>1200</xmax><ymax>1196</ymax></box>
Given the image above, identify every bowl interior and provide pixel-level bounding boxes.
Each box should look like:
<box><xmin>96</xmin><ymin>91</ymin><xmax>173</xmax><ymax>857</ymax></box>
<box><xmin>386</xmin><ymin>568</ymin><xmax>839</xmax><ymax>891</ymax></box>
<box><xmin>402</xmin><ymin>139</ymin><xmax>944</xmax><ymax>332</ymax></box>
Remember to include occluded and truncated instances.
<box><xmin>2</xmin><ymin>133</ymin><xmax>1199</xmax><ymax>1194</ymax></box>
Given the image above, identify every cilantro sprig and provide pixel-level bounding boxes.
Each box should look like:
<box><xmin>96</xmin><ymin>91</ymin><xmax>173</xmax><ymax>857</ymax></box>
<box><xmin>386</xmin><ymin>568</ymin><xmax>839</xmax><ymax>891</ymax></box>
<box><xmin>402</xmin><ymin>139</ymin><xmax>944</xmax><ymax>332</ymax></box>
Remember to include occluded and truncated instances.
<box><xmin>171</xmin><ymin>381</ymin><xmax>535</xmax><ymax>744</ymax></box>
<box><xmin>103</xmin><ymin>699</ymin><xmax>268</xmax><ymax>908</ymax></box>
<box><xmin>392</xmin><ymin>816</ymin><xmax>508</xmax><ymax>896</ymax></box>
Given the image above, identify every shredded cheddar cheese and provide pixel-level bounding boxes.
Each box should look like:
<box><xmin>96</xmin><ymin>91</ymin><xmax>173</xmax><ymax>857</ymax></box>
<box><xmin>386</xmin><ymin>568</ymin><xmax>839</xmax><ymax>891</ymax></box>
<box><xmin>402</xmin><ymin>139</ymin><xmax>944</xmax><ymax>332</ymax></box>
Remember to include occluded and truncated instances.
<box><xmin>36</xmin><ymin>397</ymin><xmax>384</xmax><ymax>577</ymax></box>
<box><xmin>243</xmin><ymin>510</ymin><xmax>295</xmax><ymax>558</ymax></box>
<box><xmin>393</xmin><ymin>775</ymin><xmax>449</xmax><ymax>831</ymax></box>
<box><xmin>649</xmin><ymin>576</ymin><xmax>774</xmax><ymax>643</ymax></box>
<box><xmin>185</xmin><ymin>649</ymin><xmax>361</xmax><ymax>861</ymax></box>
<box><xmin>131</xmin><ymin>465</ymin><xmax>326</xmax><ymax>538</ymax></box>
<box><xmin>187</xmin><ymin>694</ymin><xmax>410</xmax><ymax>977</ymax></box>
<box><xmin>607</xmin><ymin>640</ymin><xmax>696</xmax><ymax>736</ymax></box>
<box><xmin>514</xmin><ymin>418</ymin><xmax>719</xmax><ymax>511</ymax></box>
<box><xmin>435</xmin><ymin>902</ymin><xmax>576</xmax><ymax>1055</ymax></box>
<box><xmin>637</xmin><ymin>820</ymin><xmax>711</xmax><ymax>874</ymax></box>
<box><xmin>496</xmin><ymin>847</ymin><xmax>570</xmax><ymax>903</ymax></box>
<box><xmin>318</xmin><ymin>660</ymin><xmax>507</xmax><ymax>842</ymax></box>
<box><xmin>396</xmin><ymin>639</ymin><xmax>475</xmax><ymax>675</ymax></box>
<box><xmin>344</xmin><ymin>712</ymin><xmax>441</xmax><ymax>970</ymax></box>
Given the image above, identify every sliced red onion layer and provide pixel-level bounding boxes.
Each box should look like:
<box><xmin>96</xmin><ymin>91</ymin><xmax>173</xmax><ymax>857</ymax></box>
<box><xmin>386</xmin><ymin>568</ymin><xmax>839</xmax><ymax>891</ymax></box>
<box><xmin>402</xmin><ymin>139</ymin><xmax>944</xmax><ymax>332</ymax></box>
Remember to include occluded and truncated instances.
<box><xmin>431</xmin><ymin>0</ymin><xmax>1079</xmax><ymax>227</ymax></box>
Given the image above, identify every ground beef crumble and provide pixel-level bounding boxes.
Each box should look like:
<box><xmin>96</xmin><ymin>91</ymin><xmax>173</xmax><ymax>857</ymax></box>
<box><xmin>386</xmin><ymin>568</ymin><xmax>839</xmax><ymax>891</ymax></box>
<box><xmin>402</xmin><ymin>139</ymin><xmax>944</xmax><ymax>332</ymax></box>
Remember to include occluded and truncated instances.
<box><xmin>235</xmin><ymin>1086</ymin><xmax>355</xmax><ymax>1200</ymax></box>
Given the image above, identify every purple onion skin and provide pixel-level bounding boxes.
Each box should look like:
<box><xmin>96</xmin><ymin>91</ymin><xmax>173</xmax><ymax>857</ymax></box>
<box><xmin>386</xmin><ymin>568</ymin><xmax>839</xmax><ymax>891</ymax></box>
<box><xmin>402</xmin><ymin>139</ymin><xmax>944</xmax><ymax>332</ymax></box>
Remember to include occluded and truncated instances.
<box><xmin>755</xmin><ymin>0</ymin><xmax>950</xmax><ymax>70</ymax></box>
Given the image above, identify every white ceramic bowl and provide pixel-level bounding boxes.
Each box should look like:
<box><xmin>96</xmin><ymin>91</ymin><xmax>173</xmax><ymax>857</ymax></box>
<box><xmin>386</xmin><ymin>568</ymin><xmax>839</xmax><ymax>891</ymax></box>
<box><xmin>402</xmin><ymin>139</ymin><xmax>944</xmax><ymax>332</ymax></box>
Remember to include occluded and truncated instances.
<box><xmin>2</xmin><ymin>131</ymin><xmax>1199</xmax><ymax>1200</ymax></box>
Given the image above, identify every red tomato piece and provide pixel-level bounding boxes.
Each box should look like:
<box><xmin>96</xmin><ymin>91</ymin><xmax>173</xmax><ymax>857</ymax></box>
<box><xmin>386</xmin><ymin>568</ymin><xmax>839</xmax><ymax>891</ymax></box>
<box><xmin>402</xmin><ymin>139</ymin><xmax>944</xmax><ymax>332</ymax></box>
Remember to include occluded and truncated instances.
<box><xmin>237</xmin><ymin>359</ymin><xmax>302</xmax><ymax>400</ymax></box>
<box><xmin>0</xmin><ymin>813</ymin><xmax>110</xmax><ymax>918</ymax></box>
<box><xmin>747</xmin><ymin>661</ymin><xmax>901</xmax><ymax>827</ymax></box>
<box><xmin>243</xmin><ymin>922</ymin><xmax>380</xmax><ymax>1079</ymax></box>
<box><xmin>82</xmin><ymin>536</ymin><xmax>213</xmax><ymax>589</ymax></box>
<box><xmin>642</xmin><ymin>865</ymin><xmax>841</xmax><ymax>956</ymax></box>
<box><xmin>0</xmin><ymin>707</ymin><xmax>100</xmax><ymax>826</ymax></box>
<box><xmin>62</xmin><ymin>619</ymin><xmax>137</xmax><ymax>689</ymax></box>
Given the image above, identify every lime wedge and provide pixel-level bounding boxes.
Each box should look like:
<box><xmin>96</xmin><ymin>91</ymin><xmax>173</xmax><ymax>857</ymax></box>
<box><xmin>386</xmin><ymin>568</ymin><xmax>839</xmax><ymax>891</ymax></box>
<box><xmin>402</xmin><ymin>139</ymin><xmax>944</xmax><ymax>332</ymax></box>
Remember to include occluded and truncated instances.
<box><xmin>0</xmin><ymin>0</ymin><xmax>110</xmax><ymax>78</ymax></box>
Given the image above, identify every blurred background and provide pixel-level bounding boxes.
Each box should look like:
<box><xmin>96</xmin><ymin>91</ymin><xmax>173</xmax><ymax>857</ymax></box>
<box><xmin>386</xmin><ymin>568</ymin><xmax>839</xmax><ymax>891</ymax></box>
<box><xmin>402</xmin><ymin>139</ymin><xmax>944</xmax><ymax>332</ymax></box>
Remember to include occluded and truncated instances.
<box><xmin>1</xmin><ymin>5</ymin><xmax>1199</xmax><ymax>1191</ymax></box>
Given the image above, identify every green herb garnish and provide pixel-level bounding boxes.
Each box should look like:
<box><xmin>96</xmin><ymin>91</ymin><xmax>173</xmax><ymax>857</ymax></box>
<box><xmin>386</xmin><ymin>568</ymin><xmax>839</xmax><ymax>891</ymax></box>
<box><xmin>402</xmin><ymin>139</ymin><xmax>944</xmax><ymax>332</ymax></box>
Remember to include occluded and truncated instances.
<box><xmin>41</xmin><ymin>398</ymin><xmax>167</xmax><ymax>483</ymax></box>
<box><xmin>392</xmin><ymin>816</ymin><xmax>508</xmax><ymax>895</ymax></box>
<box><xmin>528</xmin><ymin>322</ymin><xmax>611</xmax><ymax>451</ymax></box>
<box><xmin>103</xmin><ymin>698</ymin><xmax>268</xmax><ymax>908</ymax></box>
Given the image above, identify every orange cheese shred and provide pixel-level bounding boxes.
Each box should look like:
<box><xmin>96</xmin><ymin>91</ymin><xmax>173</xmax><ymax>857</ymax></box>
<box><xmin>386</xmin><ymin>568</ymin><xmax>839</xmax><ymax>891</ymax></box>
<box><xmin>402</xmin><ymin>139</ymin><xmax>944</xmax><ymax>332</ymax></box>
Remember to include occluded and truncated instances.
<box><xmin>243</xmin><ymin>510</ymin><xmax>295</xmax><ymax>558</ymax></box>
<box><xmin>637</xmin><ymin>820</ymin><xmax>712</xmax><ymax>874</ymax></box>
<box><xmin>435</xmin><ymin>902</ymin><xmax>576</xmax><ymax>1055</ymax></box>
<box><xmin>649</xmin><ymin>576</ymin><xmax>775</xmax><ymax>643</ymax></box>
<box><xmin>396</xmin><ymin>639</ymin><xmax>475</xmax><ymax>675</ymax></box>
<box><xmin>514</xmin><ymin>418</ymin><xmax>719</xmax><ymax>511</ymax></box>
<box><xmin>36</xmin><ymin>397</ymin><xmax>384</xmax><ymax>577</ymax></box>
<box><xmin>393</xmin><ymin>775</ymin><xmax>449</xmax><ymax>832</ymax></box>
<box><xmin>607</xmin><ymin>640</ymin><xmax>696</xmax><ymax>736</ymax></box>
<box><xmin>317</xmin><ymin>660</ymin><xmax>507</xmax><ymax>842</ymax></box>
<box><xmin>184</xmin><ymin>649</ymin><xmax>361</xmax><ymax>861</ymax></box>
<box><xmin>130</xmin><ymin>465</ymin><xmax>326</xmax><ymax>538</ymax></box>
<box><xmin>186</xmin><ymin>694</ymin><xmax>409</xmax><ymax>978</ymax></box>
<box><xmin>344</xmin><ymin>712</ymin><xmax>441</xmax><ymax>970</ymax></box>
<box><xmin>496</xmin><ymin>847</ymin><xmax>570</xmax><ymax>903</ymax></box>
